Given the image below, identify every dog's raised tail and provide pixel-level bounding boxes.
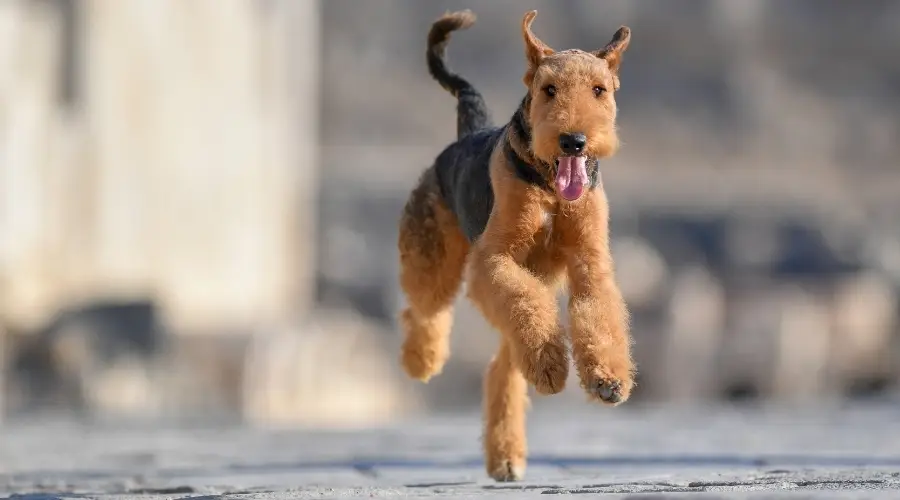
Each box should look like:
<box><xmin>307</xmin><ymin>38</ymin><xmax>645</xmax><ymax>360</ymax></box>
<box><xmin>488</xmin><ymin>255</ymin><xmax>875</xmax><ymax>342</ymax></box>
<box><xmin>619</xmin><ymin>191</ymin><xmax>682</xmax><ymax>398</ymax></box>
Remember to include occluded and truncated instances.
<box><xmin>427</xmin><ymin>10</ymin><xmax>491</xmax><ymax>138</ymax></box>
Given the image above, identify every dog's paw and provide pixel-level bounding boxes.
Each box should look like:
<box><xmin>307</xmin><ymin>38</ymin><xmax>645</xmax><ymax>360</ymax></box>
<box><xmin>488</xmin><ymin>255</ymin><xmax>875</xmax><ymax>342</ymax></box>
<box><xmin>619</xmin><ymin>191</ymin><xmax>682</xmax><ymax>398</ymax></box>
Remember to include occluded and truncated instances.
<box><xmin>487</xmin><ymin>458</ymin><xmax>525</xmax><ymax>482</ymax></box>
<box><xmin>586</xmin><ymin>376</ymin><xmax>628</xmax><ymax>404</ymax></box>
<box><xmin>400</xmin><ymin>340</ymin><xmax>447</xmax><ymax>382</ymax></box>
<box><xmin>519</xmin><ymin>341</ymin><xmax>569</xmax><ymax>395</ymax></box>
<box><xmin>399</xmin><ymin>308</ymin><xmax>449</xmax><ymax>382</ymax></box>
<box><xmin>581</xmin><ymin>365</ymin><xmax>634</xmax><ymax>405</ymax></box>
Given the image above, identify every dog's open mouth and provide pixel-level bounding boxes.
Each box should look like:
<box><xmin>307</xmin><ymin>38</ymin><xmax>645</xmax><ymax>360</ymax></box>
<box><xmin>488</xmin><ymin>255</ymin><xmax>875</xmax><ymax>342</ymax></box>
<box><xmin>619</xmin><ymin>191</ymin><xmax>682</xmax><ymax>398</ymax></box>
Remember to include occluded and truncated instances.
<box><xmin>555</xmin><ymin>156</ymin><xmax>588</xmax><ymax>201</ymax></box>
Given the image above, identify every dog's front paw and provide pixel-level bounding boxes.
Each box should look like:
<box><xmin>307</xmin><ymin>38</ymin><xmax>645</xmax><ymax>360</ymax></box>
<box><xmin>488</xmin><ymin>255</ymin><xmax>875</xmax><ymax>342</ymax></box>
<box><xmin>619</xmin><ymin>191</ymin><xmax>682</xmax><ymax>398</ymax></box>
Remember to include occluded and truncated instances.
<box><xmin>518</xmin><ymin>340</ymin><xmax>569</xmax><ymax>395</ymax></box>
<box><xmin>585</xmin><ymin>375</ymin><xmax>630</xmax><ymax>404</ymax></box>
<box><xmin>400</xmin><ymin>340</ymin><xmax>447</xmax><ymax>382</ymax></box>
<box><xmin>579</xmin><ymin>355</ymin><xmax>634</xmax><ymax>405</ymax></box>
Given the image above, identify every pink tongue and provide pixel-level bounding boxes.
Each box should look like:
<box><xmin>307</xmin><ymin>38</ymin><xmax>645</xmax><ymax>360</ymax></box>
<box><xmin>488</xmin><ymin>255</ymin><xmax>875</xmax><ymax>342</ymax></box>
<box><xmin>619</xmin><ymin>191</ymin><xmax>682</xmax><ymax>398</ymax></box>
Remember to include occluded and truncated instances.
<box><xmin>555</xmin><ymin>156</ymin><xmax>588</xmax><ymax>201</ymax></box>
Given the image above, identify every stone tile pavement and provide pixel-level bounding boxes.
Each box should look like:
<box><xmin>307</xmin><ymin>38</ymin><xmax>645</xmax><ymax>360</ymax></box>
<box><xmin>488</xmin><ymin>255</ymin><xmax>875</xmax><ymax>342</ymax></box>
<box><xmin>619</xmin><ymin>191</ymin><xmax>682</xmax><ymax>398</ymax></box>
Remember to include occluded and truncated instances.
<box><xmin>2</xmin><ymin>403</ymin><xmax>900</xmax><ymax>498</ymax></box>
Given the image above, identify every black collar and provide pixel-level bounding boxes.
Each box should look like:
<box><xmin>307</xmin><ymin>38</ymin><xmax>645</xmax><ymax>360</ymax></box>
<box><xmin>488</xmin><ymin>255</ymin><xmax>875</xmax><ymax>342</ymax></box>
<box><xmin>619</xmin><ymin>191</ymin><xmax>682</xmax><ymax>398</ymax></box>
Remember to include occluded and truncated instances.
<box><xmin>504</xmin><ymin>141</ymin><xmax>553</xmax><ymax>192</ymax></box>
<box><xmin>504</xmin><ymin>141</ymin><xmax>601</xmax><ymax>193</ymax></box>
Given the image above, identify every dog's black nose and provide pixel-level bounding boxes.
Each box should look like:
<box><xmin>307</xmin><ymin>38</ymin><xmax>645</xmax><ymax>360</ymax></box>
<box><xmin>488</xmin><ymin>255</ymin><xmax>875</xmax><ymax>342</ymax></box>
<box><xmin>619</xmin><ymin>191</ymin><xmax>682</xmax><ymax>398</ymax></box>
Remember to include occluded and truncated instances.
<box><xmin>559</xmin><ymin>133</ymin><xmax>587</xmax><ymax>156</ymax></box>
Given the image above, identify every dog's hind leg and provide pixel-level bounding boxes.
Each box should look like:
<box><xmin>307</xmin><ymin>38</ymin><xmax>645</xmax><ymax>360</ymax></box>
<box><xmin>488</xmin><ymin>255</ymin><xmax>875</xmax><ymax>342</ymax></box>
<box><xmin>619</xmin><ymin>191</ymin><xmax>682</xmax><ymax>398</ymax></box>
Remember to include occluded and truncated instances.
<box><xmin>483</xmin><ymin>338</ymin><xmax>528</xmax><ymax>481</ymax></box>
<box><xmin>398</xmin><ymin>168</ymin><xmax>469</xmax><ymax>382</ymax></box>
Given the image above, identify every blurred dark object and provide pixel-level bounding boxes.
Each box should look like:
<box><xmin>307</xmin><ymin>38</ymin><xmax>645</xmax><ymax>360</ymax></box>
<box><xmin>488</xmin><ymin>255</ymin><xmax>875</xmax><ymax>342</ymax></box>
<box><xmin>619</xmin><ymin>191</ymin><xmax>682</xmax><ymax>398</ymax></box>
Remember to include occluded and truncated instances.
<box><xmin>5</xmin><ymin>300</ymin><xmax>163</xmax><ymax>417</ymax></box>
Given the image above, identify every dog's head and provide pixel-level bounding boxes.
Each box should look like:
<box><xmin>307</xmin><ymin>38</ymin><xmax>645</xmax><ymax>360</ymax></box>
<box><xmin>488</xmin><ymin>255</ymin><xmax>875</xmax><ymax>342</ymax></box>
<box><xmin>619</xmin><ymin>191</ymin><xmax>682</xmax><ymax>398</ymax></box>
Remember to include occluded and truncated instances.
<box><xmin>520</xmin><ymin>10</ymin><xmax>630</xmax><ymax>202</ymax></box>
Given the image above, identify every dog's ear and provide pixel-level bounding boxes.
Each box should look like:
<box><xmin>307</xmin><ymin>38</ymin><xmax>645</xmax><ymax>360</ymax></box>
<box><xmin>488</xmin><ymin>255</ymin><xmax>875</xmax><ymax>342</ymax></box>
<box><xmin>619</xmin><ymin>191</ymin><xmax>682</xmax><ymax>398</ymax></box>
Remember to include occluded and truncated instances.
<box><xmin>595</xmin><ymin>26</ymin><xmax>630</xmax><ymax>88</ymax></box>
<box><xmin>522</xmin><ymin>10</ymin><xmax>554</xmax><ymax>70</ymax></box>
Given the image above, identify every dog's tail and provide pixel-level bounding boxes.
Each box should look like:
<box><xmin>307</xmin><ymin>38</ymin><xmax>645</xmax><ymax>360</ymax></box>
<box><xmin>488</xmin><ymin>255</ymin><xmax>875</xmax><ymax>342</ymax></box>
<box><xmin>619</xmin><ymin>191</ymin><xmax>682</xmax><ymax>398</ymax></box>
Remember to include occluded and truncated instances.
<box><xmin>427</xmin><ymin>10</ymin><xmax>491</xmax><ymax>138</ymax></box>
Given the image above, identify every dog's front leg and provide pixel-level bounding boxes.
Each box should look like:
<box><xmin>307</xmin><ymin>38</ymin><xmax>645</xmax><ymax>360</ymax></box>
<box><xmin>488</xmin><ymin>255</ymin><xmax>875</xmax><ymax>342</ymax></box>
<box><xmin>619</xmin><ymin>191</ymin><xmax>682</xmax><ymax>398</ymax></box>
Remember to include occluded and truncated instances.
<box><xmin>559</xmin><ymin>193</ymin><xmax>635</xmax><ymax>405</ymax></box>
<box><xmin>466</xmin><ymin>191</ymin><xmax>568</xmax><ymax>395</ymax></box>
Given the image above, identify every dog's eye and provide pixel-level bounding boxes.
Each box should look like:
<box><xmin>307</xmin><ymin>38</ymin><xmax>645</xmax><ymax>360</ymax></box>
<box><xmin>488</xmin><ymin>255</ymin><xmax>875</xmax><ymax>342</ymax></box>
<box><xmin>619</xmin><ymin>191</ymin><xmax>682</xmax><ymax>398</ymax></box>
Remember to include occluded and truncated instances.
<box><xmin>593</xmin><ymin>85</ymin><xmax>606</xmax><ymax>97</ymax></box>
<box><xmin>543</xmin><ymin>85</ymin><xmax>557</xmax><ymax>98</ymax></box>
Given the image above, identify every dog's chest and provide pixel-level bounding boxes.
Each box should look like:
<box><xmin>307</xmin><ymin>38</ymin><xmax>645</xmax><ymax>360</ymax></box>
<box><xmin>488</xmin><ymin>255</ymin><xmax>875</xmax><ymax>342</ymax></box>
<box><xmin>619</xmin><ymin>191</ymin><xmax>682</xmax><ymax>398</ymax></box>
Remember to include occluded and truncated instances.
<box><xmin>538</xmin><ymin>207</ymin><xmax>557</xmax><ymax>245</ymax></box>
<box><xmin>540</xmin><ymin>208</ymin><xmax>554</xmax><ymax>229</ymax></box>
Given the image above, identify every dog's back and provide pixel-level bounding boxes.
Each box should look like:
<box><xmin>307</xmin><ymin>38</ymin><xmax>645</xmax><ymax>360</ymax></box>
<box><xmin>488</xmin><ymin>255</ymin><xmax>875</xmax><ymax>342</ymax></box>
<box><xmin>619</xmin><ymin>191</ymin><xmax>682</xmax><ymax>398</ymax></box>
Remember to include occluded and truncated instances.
<box><xmin>426</xmin><ymin>11</ymin><xmax>502</xmax><ymax>241</ymax></box>
<box><xmin>433</xmin><ymin>128</ymin><xmax>501</xmax><ymax>241</ymax></box>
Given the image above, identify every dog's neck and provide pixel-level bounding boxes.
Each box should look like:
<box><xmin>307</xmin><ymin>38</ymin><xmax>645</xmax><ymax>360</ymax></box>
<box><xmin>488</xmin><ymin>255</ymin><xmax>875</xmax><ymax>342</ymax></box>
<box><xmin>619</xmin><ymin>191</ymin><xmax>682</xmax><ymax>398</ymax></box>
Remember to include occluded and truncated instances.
<box><xmin>506</xmin><ymin>95</ymin><xmax>540</xmax><ymax>165</ymax></box>
<box><xmin>505</xmin><ymin>94</ymin><xmax>552</xmax><ymax>192</ymax></box>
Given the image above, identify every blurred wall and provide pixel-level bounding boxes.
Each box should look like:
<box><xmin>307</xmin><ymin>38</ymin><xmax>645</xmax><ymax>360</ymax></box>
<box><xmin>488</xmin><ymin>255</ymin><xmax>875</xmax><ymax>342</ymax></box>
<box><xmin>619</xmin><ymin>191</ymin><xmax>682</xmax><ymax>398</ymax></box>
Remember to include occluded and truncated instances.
<box><xmin>0</xmin><ymin>0</ymin><xmax>332</xmax><ymax>423</ymax></box>
<box><xmin>0</xmin><ymin>0</ymin><xmax>316</xmax><ymax>335</ymax></box>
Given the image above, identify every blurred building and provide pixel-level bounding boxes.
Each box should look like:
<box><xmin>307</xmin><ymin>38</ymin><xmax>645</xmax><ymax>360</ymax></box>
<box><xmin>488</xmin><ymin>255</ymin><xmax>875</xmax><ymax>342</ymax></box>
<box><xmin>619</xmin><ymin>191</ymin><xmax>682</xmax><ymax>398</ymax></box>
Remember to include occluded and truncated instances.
<box><xmin>0</xmin><ymin>0</ymin><xmax>351</xmax><ymax>424</ymax></box>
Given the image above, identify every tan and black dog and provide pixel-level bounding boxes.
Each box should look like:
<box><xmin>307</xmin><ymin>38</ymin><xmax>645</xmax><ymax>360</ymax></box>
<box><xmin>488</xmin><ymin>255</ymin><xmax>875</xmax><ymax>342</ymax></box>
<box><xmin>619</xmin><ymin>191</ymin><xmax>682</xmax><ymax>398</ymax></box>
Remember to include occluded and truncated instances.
<box><xmin>398</xmin><ymin>9</ymin><xmax>634</xmax><ymax>482</ymax></box>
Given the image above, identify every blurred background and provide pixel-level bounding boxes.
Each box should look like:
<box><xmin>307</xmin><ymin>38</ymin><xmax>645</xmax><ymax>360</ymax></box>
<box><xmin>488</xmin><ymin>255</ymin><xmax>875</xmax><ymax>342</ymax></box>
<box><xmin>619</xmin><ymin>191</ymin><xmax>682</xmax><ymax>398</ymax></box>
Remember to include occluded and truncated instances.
<box><xmin>1</xmin><ymin>0</ymin><xmax>899</xmax><ymax>428</ymax></box>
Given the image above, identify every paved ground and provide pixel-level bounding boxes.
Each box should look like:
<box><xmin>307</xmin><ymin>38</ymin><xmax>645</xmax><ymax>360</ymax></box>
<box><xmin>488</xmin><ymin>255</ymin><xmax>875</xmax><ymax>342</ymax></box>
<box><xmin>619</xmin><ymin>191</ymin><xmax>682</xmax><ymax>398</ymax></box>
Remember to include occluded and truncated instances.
<box><xmin>2</xmin><ymin>403</ymin><xmax>900</xmax><ymax>499</ymax></box>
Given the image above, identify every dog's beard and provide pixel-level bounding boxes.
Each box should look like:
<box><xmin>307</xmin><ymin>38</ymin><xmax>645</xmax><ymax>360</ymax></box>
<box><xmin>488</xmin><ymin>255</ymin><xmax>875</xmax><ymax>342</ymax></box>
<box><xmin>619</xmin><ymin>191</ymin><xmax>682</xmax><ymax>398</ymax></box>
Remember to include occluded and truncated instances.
<box><xmin>555</xmin><ymin>156</ymin><xmax>587</xmax><ymax>201</ymax></box>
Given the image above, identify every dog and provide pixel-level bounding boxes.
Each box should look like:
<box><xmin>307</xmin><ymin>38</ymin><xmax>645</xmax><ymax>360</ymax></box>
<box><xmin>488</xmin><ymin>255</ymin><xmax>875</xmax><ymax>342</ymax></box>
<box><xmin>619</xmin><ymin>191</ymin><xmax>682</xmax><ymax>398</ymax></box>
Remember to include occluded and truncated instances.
<box><xmin>397</xmin><ymin>9</ymin><xmax>634</xmax><ymax>482</ymax></box>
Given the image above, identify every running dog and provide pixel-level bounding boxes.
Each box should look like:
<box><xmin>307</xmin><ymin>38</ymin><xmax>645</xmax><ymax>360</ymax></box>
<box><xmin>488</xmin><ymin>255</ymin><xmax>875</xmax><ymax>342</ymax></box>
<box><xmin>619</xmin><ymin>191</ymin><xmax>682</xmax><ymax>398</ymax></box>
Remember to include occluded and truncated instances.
<box><xmin>398</xmin><ymin>9</ymin><xmax>634</xmax><ymax>481</ymax></box>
